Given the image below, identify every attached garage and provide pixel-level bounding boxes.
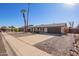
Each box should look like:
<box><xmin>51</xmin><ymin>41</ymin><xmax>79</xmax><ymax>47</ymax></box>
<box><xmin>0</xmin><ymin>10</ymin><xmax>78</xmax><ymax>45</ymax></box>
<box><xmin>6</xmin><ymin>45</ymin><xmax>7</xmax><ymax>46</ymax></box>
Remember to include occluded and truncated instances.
<box><xmin>47</xmin><ymin>27</ymin><xmax>61</xmax><ymax>34</ymax></box>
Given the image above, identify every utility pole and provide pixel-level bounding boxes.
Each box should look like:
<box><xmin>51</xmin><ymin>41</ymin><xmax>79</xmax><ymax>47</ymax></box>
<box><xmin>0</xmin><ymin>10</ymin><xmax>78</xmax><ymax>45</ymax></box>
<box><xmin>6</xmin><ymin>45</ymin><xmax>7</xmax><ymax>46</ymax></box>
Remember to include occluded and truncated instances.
<box><xmin>26</xmin><ymin>3</ymin><xmax>30</xmax><ymax>31</ymax></box>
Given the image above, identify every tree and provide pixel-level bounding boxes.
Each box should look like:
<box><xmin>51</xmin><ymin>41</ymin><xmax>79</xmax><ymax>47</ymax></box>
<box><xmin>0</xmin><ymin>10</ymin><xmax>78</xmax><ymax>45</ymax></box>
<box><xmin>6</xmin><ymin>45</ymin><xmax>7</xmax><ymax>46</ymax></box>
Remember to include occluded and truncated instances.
<box><xmin>20</xmin><ymin>3</ymin><xmax>30</xmax><ymax>32</ymax></box>
<box><xmin>18</xmin><ymin>27</ymin><xmax>24</xmax><ymax>32</ymax></box>
<box><xmin>69</xmin><ymin>21</ymin><xmax>74</xmax><ymax>28</ymax></box>
<box><xmin>14</xmin><ymin>28</ymin><xmax>19</xmax><ymax>32</ymax></box>
<box><xmin>8</xmin><ymin>26</ymin><xmax>15</xmax><ymax>32</ymax></box>
<box><xmin>0</xmin><ymin>26</ymin><xmax>7</xmax><ymax>32</ymax></box>
<box><xmin>21</xmin><ymin>9</ymin><xmax>27</xmax><ymax>32</ymax></box>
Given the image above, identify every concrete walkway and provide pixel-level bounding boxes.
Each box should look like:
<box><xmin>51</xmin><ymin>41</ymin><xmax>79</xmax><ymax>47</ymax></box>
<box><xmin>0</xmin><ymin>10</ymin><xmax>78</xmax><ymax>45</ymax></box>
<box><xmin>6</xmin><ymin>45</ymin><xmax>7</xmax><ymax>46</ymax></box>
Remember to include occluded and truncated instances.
<box><xmin>2</xmin><ymin>32</ymin><xmax>51</xmax><ymax>56</ymax></box>
<box><xmin>18</xmin><ymin>34</ymin><xmax>53</xmax><ymax>45</ymax></box>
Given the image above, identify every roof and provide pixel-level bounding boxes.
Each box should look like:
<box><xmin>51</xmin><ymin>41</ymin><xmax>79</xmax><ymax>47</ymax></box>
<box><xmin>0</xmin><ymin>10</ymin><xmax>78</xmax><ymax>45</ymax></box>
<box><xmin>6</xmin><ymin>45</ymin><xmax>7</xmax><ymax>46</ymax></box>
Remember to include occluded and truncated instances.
<box><xmin>32</xmin><ymin>23</ymin><xmax>67</xmax><ymax>28</ymax></box>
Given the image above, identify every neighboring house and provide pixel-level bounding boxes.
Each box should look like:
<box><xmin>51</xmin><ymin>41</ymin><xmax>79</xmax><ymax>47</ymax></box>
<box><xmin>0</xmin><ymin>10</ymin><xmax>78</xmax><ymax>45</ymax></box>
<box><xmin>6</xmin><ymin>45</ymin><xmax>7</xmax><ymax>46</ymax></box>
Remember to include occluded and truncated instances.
<box><xmin>69</xmin><ymin>28</ymin><xmax>79</xmax><ymax>33</ymax></box>
<box><xmin>19</xmin><ymin>25</ymin><xmax>33</xmax><ymax>32</ymax></box>
<box><xmin>69</xmin><ymin>25</ymin><xmax>79</xmax><ymax>33</ymax></box>
<box><xmin>30</xmin><ymin>23</ymin><xmax>67</xmax><ymax>34</ymax></box>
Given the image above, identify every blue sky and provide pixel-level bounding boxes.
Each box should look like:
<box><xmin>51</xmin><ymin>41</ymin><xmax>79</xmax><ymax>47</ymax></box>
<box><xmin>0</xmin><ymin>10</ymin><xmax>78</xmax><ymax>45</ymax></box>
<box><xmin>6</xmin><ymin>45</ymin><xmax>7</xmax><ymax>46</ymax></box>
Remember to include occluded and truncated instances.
<box><xmin>0</xmin><ymin>3</ymin><xmax>79</xmax><ymax>27</ymax></box>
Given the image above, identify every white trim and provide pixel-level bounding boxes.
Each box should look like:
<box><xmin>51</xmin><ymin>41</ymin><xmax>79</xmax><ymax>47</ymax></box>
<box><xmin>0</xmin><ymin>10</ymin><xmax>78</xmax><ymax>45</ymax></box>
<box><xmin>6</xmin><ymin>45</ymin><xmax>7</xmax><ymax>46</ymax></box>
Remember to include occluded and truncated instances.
<box><xmin>44</xmin><ymin>28</ymin><xmax>47</xmax><ymax>33</ymax></box>
<box><xmin>61</xmin><ymin>27</ymin><xmax>65</xmax><ymax>34</ymax></box>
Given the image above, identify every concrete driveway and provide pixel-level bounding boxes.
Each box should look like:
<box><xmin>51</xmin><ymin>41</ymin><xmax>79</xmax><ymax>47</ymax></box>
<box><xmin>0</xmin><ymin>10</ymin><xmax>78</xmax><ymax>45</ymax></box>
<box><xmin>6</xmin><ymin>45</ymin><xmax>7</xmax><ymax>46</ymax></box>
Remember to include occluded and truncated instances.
<box><xmin>2</xmin><ymin>32</ymin><xmax>51</xmax><ymax>56</ymax></box>
<box><xmin>18</xmin><ymin>34</ymin><xmax>54</xmax><ymax>45</ymax></box>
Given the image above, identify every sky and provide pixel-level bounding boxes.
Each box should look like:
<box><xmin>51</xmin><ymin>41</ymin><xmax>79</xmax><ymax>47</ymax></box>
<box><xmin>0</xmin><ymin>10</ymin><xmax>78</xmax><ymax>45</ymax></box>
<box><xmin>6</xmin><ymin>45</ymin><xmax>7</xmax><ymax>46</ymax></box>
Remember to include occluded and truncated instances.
<box><xmin>0</xmin><ymin>3</ymin><xmax>79</xmax><ymax>27</ymax></box>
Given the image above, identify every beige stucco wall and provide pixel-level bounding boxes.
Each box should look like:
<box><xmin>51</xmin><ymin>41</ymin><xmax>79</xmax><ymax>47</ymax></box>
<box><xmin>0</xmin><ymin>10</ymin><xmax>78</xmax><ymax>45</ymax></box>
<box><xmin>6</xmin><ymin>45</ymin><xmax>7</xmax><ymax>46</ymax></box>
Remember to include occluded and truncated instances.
<box><xmin>44</xmin><ymin>28</ymin><xmax>48</xmax><ymax>32</ymax></box>
<box><xmin>61</xmin><ymin>27</ymin><xmax>65</xmax><ymax>34</ymax></box>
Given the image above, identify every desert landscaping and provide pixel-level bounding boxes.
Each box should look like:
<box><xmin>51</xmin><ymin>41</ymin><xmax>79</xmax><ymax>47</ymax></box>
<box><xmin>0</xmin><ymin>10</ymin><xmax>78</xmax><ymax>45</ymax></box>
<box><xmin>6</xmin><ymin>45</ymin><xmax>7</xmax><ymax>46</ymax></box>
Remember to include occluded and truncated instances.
<box><xmin>0</xmin><ymin>32</ymin><xmax>79</xmax><ymax>56</ymax></box>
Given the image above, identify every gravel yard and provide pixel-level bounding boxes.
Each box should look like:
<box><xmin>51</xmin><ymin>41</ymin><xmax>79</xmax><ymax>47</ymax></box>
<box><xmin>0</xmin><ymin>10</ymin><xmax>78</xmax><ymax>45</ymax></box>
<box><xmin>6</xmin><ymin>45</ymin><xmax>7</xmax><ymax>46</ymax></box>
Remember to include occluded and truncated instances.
<box><xmin>69</xmin><ymin>34</ymin><xmax>79</xmax><ymax>56</ymax></box>
<box><xmin>34</xmin><ymin>34</ymin><xmax>74</xmax><ymax>56</ymax></box>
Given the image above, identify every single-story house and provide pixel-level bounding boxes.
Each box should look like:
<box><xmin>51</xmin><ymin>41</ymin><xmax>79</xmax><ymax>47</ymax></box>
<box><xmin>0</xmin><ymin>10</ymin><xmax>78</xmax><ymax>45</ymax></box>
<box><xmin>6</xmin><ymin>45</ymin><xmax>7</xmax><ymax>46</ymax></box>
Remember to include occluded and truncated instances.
<box><xmin>30</xmin><ymin>23</ymin><xmax>68</xmax><ymax>34</ymax></box>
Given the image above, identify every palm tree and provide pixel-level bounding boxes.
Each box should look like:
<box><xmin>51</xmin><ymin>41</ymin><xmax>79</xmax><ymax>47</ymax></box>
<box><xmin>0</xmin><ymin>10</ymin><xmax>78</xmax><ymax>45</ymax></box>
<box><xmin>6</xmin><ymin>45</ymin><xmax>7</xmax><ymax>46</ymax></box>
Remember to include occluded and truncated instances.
<box><xmin>21</xmin><ymin>9</ymin><xmax>27</xmax><ymax>32</ymax></box>
<box><xmin>69</xmin><ymin>21</ymin><xmax>74</xmax><ymax>28</ymax></box>
<box><xmin>21</xmin><ymin>3</ymin><xmax>30</xmax><ymax>32</ymax></box>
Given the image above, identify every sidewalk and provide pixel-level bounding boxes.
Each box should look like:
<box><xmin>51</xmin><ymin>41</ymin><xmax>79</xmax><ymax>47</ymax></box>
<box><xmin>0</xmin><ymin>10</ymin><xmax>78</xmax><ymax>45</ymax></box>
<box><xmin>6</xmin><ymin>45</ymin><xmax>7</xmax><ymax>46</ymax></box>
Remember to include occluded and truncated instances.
<box><xmin>2</xmin><ymin>32</ymin><xmax>51</xmax><ymax>56</ymax></box>
<box><xmin>0</xmin><ymin>33</ymin><xmax>7</xmax><ymax>56</ymax></box>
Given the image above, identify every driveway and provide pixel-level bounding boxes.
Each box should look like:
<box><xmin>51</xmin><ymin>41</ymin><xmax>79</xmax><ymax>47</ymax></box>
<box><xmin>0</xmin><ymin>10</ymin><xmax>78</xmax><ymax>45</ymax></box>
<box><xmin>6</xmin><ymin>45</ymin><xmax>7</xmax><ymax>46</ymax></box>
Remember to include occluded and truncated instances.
<box><xmin>2</xmin><ymin>32</ymin><xmax>51</xmax><ymax>56</ymax></box>
<box><xmin>18</xmin><ymin>34</ymin><xmax>54</xmax><ymax>45</ymax></box>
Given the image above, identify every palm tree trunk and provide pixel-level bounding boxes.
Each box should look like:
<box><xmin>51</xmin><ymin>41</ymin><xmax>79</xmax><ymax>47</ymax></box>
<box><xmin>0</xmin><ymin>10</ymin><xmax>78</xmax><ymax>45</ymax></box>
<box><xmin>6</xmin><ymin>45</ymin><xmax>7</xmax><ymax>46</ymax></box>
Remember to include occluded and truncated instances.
<box><xmin>23</xmin><ymin>13</ymin><xmax>27</xmax><ymax>32</ymax></box>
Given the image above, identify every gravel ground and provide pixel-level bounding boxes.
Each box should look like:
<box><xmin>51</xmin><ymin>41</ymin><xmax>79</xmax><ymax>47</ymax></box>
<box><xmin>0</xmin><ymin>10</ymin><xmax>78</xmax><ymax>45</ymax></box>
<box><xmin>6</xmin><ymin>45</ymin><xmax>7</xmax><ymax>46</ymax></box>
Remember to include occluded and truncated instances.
<box><xmin>0</xmin><ymin>33</ymin><xmax>8</xmax><ymax>56</ymax></box>
<box><xmin>69</xmin><ymin>34</ymin><xmax>79</xmax><ymax>56</ymax></box>
<box><xmin>34</xmin><ymin>34</ymin><xmax>74</xmax><ymax>56</ymax></box>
